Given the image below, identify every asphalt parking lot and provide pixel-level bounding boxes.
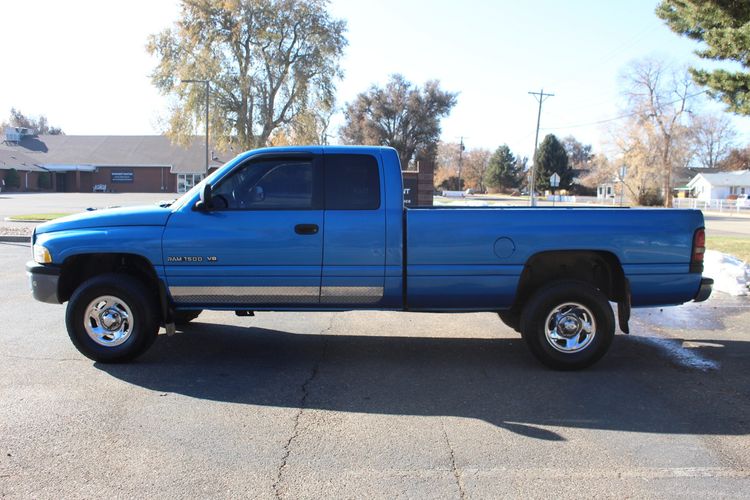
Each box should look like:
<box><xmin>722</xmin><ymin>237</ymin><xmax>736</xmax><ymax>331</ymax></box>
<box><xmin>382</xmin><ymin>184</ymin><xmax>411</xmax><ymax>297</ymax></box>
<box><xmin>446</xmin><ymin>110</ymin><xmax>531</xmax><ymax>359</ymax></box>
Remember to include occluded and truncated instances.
<box><xmin>1</xmin><ymin>241</ymin><xmax>749</xmax><ymax>498</ymax></box>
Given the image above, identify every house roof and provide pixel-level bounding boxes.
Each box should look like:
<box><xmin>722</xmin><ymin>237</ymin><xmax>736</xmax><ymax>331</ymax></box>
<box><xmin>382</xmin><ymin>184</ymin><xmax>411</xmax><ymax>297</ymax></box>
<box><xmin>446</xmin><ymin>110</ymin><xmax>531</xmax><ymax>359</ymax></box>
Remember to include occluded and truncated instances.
<box><xmin>687</xmin><ymin>170</ymin><xmax>750</xmax><ymax>188</ymax></box>
<box><xmin>0</xmin><ymin>135</ymin><xmax>231</xmax><ymax>174</ymax></box>
<box><xmin>0</xmin><ymin>148</ymin><xmax>46</xmax><ymax>171</ymax></box>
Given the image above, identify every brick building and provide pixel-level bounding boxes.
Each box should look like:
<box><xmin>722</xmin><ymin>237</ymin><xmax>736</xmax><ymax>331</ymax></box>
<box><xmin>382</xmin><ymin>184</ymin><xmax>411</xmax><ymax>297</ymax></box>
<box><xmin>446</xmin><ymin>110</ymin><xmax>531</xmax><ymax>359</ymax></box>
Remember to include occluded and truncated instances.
<box><xmin>1</xmin><ymin>128</ymin><xmax>435</xmax><ymax>205</ymax></box>
<box><xmin>1</xmin><ymin>129</ymin><xmax>225</xmax><ymax>193</ymax></box>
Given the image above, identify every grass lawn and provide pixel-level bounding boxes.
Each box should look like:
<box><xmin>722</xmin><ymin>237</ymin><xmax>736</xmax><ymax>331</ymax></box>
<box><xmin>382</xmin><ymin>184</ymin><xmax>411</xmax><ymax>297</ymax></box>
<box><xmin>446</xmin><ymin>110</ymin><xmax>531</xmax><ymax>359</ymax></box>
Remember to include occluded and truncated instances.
<box><xmin>7</xmin><ymin>213</ymin><xmax>72</xmax><ymax>221</ymax></box>
<box><xmin>707</xmin><ymin>236</ymin><xmax>750</xmax><ymax>263</ymax></box>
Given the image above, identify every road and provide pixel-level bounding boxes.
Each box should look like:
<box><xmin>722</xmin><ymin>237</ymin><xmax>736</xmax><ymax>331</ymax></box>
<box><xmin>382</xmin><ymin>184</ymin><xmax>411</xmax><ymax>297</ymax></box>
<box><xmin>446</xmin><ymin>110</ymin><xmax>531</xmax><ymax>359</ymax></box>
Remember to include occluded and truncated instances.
<box><xmin>1</xmin><ymin>243</ymin><xmax>749</xmax><ymax>498</ymax></box>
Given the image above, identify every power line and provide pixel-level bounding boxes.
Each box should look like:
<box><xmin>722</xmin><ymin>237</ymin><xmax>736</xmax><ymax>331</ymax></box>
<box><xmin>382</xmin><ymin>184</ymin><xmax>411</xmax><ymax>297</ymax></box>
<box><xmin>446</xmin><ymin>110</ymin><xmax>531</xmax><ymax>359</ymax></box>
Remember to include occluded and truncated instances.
<box><xmin>540</xmin><ymin>90</ymin><xmax>707</xmax><ymax>131</ymax></box>
<box><xmin>528</xmin><ymin>89</ymin><xmax>554</xmax><ymax>207</ymax></box>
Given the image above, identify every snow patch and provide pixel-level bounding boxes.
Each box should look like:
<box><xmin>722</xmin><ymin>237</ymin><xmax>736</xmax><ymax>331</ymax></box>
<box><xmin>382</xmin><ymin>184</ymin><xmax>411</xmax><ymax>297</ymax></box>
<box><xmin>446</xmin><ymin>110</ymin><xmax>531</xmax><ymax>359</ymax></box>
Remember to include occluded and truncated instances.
<box><xmin>631</xmin><ymin>336</ymin><xmax>719</xmax><ymax>372</ymax></box>
<box><xmin>703</xmin><ymin>250</ymin><xmax>750</xmax><ymax>296</ymax></box>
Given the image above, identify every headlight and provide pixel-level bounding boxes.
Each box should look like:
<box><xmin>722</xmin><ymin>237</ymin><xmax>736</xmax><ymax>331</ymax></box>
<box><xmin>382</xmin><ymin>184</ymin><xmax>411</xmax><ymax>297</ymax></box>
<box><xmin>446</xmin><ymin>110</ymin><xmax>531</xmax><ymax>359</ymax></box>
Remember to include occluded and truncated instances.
<box><xmin>33</xmin><ymin>244</ymin><xmax>52</xmax><ymax>264</ymax></box>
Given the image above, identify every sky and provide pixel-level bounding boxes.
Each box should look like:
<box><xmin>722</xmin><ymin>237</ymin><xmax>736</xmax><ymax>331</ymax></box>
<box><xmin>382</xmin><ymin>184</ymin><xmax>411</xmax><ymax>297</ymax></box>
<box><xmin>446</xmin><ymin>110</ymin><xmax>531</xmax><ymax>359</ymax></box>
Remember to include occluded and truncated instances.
<box><xmin>2</xmin><ymin>0</ymin><xmax>749</xmax><ymax>160</ymax></box>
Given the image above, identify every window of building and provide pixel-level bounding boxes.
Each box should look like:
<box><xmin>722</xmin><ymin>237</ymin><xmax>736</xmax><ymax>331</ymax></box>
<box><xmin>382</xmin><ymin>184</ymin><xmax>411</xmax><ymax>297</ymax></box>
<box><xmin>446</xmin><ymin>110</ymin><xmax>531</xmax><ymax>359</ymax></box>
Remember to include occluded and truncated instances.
<box><xmin>177</xmin><ymin>174</ymin><xmax>205</xmax><ymax>193</ymax></box>
<box><xmin>324</xmin><ymin>154</ymin><xmax>381</xmax><ymax>210</ymax></box>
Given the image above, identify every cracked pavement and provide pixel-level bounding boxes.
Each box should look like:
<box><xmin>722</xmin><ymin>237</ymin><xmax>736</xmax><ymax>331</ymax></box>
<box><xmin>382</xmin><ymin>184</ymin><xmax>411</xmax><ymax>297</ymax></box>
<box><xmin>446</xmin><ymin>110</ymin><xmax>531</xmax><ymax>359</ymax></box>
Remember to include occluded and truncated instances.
<box><xmin>2</xmin><ymin>242</ymin><xmax>750</xmax><ymax>498</ymax></box>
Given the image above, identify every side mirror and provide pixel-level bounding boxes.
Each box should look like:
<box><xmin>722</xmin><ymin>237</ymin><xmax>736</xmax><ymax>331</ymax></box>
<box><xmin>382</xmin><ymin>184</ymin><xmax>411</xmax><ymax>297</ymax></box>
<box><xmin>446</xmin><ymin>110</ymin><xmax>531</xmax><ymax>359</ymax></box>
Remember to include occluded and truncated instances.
<box><xmin>195</xmin><ymin>183</ymin><xmax>213</xmax><ymax>211</ymax></box>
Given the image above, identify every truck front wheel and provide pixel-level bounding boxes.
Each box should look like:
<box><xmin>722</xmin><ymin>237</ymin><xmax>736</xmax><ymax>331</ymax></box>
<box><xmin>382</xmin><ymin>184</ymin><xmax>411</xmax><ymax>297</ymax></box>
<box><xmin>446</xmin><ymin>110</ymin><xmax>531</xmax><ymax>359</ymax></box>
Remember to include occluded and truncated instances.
<box><xmin>520</xmin><ymin>280</ymin><xmax>614</xmax><ymax>370</ymax></box>
<box><xmin>65</xmin><ymin>273</ymin><xmax>159</xmax><ymax>363</ymax></box>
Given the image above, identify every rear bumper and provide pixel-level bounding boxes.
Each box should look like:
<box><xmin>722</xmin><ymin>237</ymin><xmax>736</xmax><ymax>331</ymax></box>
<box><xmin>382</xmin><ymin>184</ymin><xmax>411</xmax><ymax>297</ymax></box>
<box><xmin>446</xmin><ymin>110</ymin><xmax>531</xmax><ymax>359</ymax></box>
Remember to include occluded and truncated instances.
<box><xmin>26</xmin><ymin>261</ymin><xmax>61</xmax><ymax>304</ymax></box>
<box><xmin>694</xmin><ymin>277</ymin><xmax>713</xmax><ymax>303</ymax></box>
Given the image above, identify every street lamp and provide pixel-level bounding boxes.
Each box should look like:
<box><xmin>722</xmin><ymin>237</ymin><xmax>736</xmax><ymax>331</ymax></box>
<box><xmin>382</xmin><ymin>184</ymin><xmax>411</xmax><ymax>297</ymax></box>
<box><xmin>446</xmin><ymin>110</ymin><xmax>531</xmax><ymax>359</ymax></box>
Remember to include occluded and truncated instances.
<box><xmin>181</xmin><ymin>79</ymin><xmax>210</xmax><ymax>174</ymax></box>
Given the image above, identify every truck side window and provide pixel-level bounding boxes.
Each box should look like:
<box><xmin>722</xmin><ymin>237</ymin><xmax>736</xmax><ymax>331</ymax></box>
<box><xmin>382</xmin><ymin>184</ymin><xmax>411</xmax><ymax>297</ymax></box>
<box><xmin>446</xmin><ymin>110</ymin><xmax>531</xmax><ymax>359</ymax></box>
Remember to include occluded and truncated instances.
<box><xmin>325</xmin><ymin>154</ymin><xmax>381</xmax><ymax>210</ymax></box>
<box><xmin>213</xmin><ymin>159</ymin><xmax>318</xmax><ymax>210</ymax></box>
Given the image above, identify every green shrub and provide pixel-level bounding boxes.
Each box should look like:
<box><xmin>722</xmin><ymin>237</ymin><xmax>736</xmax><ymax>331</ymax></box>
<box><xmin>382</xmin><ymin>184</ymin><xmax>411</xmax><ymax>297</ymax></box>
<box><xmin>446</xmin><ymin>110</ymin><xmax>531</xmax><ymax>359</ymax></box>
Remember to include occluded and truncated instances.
<box><xmin>638</xmin><ymin>189</ymin><xmax>664</xmax><ymax>206</ymax></box>
<box><xmin>4</xmin><ymin>168</ymin><xmax>20</xmax><ymax>189</ymax></box>
<box><xmin>37</xmin><ymin>171</ymin><xmax>52</xmax><ymax>190</ymax></box>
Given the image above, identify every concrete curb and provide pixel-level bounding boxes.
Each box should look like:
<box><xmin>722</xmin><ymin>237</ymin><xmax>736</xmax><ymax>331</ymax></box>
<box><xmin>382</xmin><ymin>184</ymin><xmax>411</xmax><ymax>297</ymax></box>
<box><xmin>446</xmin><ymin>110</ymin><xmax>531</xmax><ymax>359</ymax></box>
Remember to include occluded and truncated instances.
<box><xmin>3</xmin><ymin>217</ymin><xmax>44</xmax><ymax>223</ymax></box>
<box><xmin>0</xmin><ymin>235</ymin><xmax>31</xmax><ymax>243</ymax></box>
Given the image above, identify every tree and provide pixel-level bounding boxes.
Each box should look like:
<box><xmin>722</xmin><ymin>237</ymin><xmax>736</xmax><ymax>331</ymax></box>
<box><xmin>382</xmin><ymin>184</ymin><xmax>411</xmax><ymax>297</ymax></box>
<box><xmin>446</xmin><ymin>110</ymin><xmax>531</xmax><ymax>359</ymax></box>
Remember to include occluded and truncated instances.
<box><xmin>533</xmin><ymin>134</ymin><xmax>571</xmax><ymax>191</ymax></box>
<box><xmin>3</xmin><ymin>108</ymin><xmax>63</xmax><ymax>135</ymax></box>
<box><xmin>4</xmin><ymin>168</ymin><xmax>20</xmax><ymax>189</ymax></box>
<box><xmin>462</xmin><ymin>148</ymin><xmax>491</xmax><ymax>192</ymax></box>
<box><xmin>147</xmin><ymin>0</ymin><xmax>347</xmax><ymax>150</ymax></box>
<box><xmin>717</xmin><ymin>146</ymin><xmax>750</xmax><ymax>171</ymax></box>
<box><xmin>561</xmin><ymin>136</ymin><xmax>593</xmax><ymax>169</ymax></box>
<box><xmin>690</xmin><ymin>112</ymin><xmax>737</xmax><ymax>168</ymax></box>
<box><xmin>657</xmin><ymin>1</ymin><xmax>750</xmax><ymax>114</ymax></box>
<box><xmin>486</xmin><ymin>144</ymin><xmax>520</xmax><ymax>190</ymax></box>
<box><xmin>340</xmin><ymin>74</ymin><xmax>457</xmax><ymax>168</ymax></box>
<box><xmin>618</xmin><ymin>58</ymin><xmax>695</xmax><ymax>207</ymax></box>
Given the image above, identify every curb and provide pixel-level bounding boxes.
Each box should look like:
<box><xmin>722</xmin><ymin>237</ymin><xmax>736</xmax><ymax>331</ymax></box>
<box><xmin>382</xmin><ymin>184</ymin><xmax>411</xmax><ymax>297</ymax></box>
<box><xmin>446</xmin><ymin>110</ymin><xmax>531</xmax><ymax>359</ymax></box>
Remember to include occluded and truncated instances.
<box><xmin>0</xmin><ymin>235</ymin><xmax>30</xmax><ymax>243</ymax></box>
<box><xmin>3</xmin><ymin>217</ymin><xmax>45</xmax><ymax>223</ymax></box>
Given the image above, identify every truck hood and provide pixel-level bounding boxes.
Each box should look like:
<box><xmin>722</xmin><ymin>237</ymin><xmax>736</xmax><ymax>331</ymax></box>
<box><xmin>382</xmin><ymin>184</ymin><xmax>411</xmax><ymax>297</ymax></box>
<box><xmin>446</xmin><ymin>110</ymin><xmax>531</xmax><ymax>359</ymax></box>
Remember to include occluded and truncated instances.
<box><xmin>35</xmin><ymin>205</ymin><xmax>173</xmax><ymax>235</ymax></box>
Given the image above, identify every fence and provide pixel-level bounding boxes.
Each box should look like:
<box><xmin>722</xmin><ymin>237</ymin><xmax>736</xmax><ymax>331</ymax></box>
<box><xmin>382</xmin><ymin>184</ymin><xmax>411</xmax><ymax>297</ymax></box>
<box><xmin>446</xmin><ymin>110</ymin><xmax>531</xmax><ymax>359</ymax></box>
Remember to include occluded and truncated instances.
<box><xmin>674</xmin><ymin>198</ymin><xmax>750</xmax><ymax>213</ymax></box>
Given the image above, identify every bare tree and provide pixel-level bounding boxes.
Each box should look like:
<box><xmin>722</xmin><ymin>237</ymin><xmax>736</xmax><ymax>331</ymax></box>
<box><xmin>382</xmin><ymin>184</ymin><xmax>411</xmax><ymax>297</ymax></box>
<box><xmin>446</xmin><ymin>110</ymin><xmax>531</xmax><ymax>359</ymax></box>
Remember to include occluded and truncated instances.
<box><xmin>462</xmin><ymin>148</ymin><xmax>491</xmax><ymax>192</ymax></box>
<box><xmin>690</xmin><ymin>113</ymin><xmax>737</xmax><ymax>169</ymax></box>
<box><xmin>619</xmin><ymin>58</ymin><xmax>696</xmax><ymax>206</ymax></box>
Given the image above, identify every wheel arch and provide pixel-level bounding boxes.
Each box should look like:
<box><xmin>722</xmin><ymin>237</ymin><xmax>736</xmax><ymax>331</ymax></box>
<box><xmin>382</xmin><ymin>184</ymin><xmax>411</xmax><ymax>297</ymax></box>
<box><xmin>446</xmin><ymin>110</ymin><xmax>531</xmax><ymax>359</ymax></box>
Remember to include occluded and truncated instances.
<box><xmin>513</xmin><ymin>250</ymin><xmax>628</xmax><ymax>326</ymax></box>
<box><xmin>58</xmin><ymin>252</ymin><xmax>161</xmax><ymax>305</ymax></box>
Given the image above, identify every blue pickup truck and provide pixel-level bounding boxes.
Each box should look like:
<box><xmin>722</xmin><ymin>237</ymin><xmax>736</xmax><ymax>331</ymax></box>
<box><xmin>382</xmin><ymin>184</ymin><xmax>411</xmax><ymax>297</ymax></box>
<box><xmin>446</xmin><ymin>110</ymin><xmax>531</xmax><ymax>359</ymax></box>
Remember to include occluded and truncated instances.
<box><xmin>27</xmin><ymin>146</ymin><xmax>712</xmax><ymax>369</ymax></box>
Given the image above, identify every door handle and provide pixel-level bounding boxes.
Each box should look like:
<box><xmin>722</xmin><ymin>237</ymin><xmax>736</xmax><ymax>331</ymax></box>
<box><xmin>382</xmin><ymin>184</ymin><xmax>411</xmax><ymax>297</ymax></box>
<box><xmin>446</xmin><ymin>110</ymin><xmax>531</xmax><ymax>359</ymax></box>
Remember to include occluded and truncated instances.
<box><xmin>295</xmin><ymin>224</ymin><xmax>319</xmax><ymax>235</ymax></box>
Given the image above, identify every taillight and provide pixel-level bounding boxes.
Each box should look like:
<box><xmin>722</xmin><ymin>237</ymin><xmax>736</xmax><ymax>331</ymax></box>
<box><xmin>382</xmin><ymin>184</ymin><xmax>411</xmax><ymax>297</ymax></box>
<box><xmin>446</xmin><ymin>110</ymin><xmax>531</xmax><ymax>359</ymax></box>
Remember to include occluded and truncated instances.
<box><xmin>690</xmin><ymin>228</ymin><xmax>706</xmax><ymax>273</ymax></box>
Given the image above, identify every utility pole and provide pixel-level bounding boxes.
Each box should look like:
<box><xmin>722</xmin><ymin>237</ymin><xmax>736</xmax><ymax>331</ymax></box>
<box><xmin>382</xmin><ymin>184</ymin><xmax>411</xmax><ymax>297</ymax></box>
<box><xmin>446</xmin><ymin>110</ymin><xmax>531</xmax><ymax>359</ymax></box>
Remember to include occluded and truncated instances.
<box><xmin>182</xmin><ymin>79</ymin><xmax>210</xmax><ymax>174</ymax></box>
<box><xmin>457</xmin><ymin>137</ymin><xmax>465</xmax><ymax>191</ymax></box>
<box><xmin>528</xmin><ymin>89</ymin><xmax>554</xmax><ymax>206</ymax></box>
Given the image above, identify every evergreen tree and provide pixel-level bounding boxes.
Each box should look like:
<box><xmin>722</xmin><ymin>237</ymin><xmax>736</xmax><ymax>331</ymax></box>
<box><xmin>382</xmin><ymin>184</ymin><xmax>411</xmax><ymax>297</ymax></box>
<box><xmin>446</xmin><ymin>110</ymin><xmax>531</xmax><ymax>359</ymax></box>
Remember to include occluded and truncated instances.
<box><xmin>533</xmin><ymin>134</ymin><xmax>571</xmax><ymax>191</ymax></box>
<box><xmin>657</xmin><ymin>1</ymin><xmax>750</xmax><ymax>114</ymax></box>
<box><xmin>485</xmin><ymin>144</ymin><xmax>519</xmax><ymax>189</ymax></box>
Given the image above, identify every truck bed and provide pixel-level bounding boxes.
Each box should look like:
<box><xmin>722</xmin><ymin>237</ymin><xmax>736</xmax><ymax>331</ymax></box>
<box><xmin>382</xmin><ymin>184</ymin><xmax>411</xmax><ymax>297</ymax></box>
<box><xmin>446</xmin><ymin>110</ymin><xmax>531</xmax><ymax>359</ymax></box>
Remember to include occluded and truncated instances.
<box><xmin>405</xmin><ymin>207</ymin><xmax>704</xmax><ymax>310</ymax></box>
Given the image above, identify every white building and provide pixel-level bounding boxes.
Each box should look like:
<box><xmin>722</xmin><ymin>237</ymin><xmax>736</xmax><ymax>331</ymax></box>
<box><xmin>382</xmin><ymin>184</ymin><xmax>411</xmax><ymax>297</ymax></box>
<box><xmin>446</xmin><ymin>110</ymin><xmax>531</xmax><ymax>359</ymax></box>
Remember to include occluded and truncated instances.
<box><xmin>687</xmin><ymin>170</ymin><xmax>750</xmax><ymax>201</ymax></box>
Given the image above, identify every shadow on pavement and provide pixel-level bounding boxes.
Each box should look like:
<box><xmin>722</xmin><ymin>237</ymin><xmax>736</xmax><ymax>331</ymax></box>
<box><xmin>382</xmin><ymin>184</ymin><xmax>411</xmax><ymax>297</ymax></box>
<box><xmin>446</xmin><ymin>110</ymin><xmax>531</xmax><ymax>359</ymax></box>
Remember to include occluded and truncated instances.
<box><xmin>97</xmin><ymin>323</ymin><xmax>750</xmax><ymax>441</ymax></box>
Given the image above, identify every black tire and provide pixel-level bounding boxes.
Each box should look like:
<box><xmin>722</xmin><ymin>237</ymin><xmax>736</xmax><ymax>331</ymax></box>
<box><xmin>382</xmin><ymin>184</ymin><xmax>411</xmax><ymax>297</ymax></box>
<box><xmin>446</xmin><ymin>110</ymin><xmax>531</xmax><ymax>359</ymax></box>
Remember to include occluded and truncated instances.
<box><xmin>520</xmin><ymin>280</ymin><xmax>615</xmax><ymax>370</ymax></box>
<box><xmin>173</xmin><ymin>310</ymin><xmax>202</xmax><ymax>325</ymax></box>
<box><xmin>498</xmin><ymin>310</ymin><xmax>521</xmax><ymax>333</ymax></box>
<box><xmin>65</xmin><ymin>273</ymin><xmax>160</xmax><ymax>363</ymax></box>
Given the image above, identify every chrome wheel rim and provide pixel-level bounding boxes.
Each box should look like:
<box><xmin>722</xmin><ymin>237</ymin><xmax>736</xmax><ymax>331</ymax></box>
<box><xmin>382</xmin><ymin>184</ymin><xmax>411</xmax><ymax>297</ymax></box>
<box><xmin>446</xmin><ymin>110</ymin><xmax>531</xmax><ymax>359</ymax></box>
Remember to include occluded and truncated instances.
<box><xmin>544</xmin><ymin>302</ymin><xmax>596</xmax><ymax>353</ymax></box>
<box><xmin>84</xmin><ymin>295</ymin><xmax>133</xmax><ymax>347</ymax></box>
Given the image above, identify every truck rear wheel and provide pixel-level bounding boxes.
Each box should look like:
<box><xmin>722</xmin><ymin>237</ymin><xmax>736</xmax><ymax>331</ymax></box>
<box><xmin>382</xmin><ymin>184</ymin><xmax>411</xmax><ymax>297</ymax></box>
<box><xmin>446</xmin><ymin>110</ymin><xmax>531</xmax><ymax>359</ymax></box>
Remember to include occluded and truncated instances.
<box><xmin>520</xmin><ymin>280</ymin><xmax>614</xmax><ymax>370</ymax></box>
<box><xmin>65</xmin><ymin>273</ymin><xmax>159</xmax><ymax>363</ymax></box>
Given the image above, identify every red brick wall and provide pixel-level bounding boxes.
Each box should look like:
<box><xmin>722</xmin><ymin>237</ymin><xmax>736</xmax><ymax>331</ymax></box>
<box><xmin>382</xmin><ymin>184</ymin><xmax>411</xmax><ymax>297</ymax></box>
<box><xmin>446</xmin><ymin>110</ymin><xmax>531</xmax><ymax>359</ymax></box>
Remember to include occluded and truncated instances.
<box><xmin>90</xmin><ymin>167</ymin><xmax>176</xmax><ymax>193</ymax></box>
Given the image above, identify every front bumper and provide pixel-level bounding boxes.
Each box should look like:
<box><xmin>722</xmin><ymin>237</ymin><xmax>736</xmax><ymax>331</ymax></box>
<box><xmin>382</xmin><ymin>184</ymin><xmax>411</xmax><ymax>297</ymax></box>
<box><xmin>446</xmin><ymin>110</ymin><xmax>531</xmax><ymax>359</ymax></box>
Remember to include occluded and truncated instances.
<box><xmin>694</xmin><ymin>277</ymin><xmax>713</xmax><ymax>303</ymax></box>
<box><xmin>26</xmin><ymin>261</ymin><xmax>61</xmax><ymax>304</ymax></box>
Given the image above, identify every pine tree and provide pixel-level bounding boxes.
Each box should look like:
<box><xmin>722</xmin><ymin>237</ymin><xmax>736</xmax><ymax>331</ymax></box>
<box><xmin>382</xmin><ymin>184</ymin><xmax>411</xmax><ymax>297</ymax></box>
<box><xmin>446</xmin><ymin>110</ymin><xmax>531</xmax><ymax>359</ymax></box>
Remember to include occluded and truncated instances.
<box><xmin>486</xmin><ymin>144</ymin><xmax>519</xmax><ymax>190</ymax></box>
<box><xmin>657</xmin><ymin>1</ymin><xmax>750</xmax><ymax>114</ymax></box>
<box><xmin>533</xmin><ymin>134</ymin><xmax>571</xmax><ymax>191</ymax></box>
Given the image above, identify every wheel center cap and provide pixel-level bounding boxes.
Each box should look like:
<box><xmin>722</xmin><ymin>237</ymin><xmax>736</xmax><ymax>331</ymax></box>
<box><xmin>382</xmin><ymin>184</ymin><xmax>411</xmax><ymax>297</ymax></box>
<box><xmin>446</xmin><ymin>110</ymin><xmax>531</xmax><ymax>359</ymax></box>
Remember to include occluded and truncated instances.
<box><xmin>559</xmin><ymin>316</ymin><xmax>581</xmax><ymax>336</ymax></box>
<box><xmin>100</xmin><ymin>310</ymin><xmax>122</xmax><ymax>330</ymax></box>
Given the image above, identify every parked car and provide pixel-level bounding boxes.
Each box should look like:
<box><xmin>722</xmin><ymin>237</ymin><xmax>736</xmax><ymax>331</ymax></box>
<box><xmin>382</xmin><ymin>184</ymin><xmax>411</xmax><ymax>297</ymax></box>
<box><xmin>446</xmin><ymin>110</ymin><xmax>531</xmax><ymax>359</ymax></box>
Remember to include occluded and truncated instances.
<box><xmin>27</xmin><ymin>146</ymin><xmax>712</xmax><ymax>369</ymax></box>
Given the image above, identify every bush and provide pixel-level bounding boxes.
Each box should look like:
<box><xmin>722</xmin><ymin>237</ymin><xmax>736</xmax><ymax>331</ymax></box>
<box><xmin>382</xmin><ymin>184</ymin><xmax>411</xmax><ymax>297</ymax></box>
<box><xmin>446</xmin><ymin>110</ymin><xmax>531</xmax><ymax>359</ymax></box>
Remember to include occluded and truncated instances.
<box><xmin>437</xmin><ymin>176</ymin><xmax>465</xmax><ymax>191</ymax></box>
<box><xmin>38</xmin><ymin>171</ymin><xmax>52</xmax><ymax>190</ymax></box>
<box><xmin>4</xmin><ymin>168</ymin><xmax>20</xmax><ymax>189</ymax></box>
<box><xmin>638</xmin><ymin>189</ymin><xmax>664</xmax><ymax>206</ymax></box>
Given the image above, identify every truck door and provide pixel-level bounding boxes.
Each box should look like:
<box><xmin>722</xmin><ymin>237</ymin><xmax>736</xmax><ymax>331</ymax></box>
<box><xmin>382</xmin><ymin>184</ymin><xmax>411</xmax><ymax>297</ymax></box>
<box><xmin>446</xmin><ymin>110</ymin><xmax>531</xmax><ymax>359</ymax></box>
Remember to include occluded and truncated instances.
<box><xmin>162</xmin><ymin>153</ymin><xmax>324</xmax><ymax>307</ymax></box>
<box><xmin>321</xmin><ymin>152</ymin><xmax>386</xmax><ymax>306</ymax></box>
